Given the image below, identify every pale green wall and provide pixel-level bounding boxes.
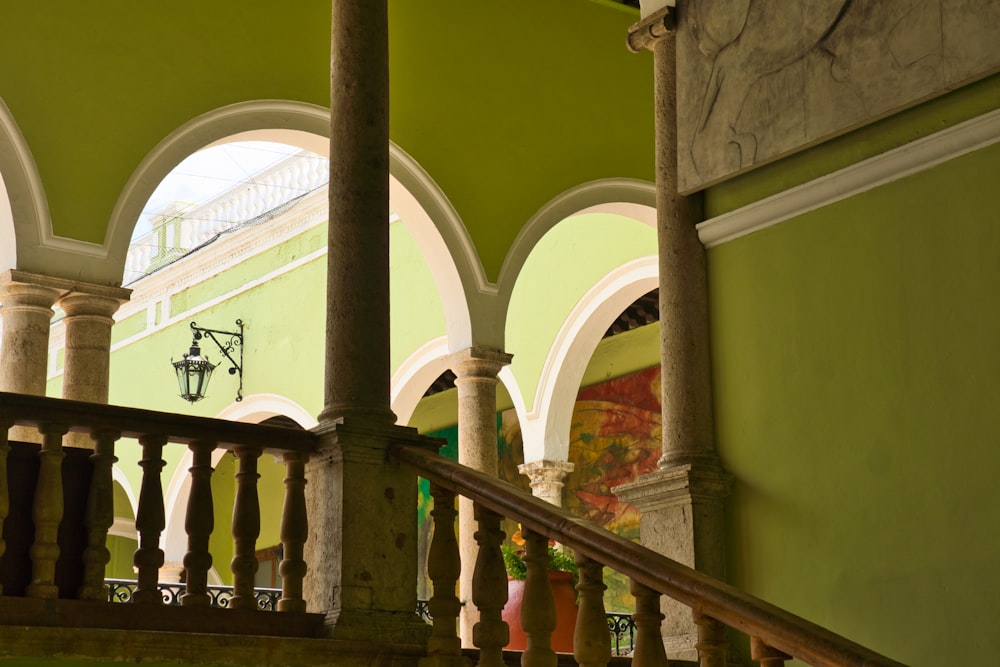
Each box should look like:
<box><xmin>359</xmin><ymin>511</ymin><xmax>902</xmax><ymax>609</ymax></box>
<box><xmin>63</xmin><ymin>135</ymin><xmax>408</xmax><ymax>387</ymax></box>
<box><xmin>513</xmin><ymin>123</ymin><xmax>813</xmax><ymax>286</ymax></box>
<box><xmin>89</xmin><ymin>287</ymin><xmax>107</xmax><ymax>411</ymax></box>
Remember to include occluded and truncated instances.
<box><xmin>389</xmin><ymin>221</ymin><xmax>447</xmax><ymax>370</ymax></box>
<box><xmin>709</xmin><ymin>141</ymin><xmax>1000</xmax><ymax>665</ymax></box>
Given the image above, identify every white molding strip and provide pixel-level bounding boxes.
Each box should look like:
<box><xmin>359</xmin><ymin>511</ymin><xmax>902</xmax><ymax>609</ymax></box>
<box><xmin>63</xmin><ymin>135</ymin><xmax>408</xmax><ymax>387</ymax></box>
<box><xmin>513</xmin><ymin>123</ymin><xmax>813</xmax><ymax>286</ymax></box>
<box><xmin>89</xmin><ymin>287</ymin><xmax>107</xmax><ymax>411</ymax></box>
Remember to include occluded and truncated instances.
<box><xmin>697</xmin><ymin>108</ymin><xmax>1000</xmax><ymax>248</ymax></box>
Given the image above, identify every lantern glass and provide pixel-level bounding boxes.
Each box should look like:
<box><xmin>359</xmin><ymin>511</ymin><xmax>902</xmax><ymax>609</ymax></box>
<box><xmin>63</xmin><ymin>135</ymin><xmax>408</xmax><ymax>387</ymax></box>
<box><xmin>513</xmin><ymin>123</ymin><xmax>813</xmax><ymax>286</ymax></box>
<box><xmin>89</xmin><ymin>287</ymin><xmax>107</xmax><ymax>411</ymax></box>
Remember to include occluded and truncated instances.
<box><xmin>172</xmin><ymin>343</ymin><xmax>217</xmax><ymax>402</ymax></box>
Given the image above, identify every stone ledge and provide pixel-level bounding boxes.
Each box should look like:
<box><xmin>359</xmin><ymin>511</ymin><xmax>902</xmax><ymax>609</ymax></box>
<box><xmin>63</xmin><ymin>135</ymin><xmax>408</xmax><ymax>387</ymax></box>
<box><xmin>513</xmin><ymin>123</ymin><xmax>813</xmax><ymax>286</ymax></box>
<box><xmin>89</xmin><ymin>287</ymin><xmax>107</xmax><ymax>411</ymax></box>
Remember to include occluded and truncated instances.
<box><xmin>0</xmin><ymin>624</ymin><xmax>427</xmax><ymax>667</ymax></box>
<box><xmin>0</xmin><ymin>596</ymin><xmax>325</xmax><ymax>638</ymax></box>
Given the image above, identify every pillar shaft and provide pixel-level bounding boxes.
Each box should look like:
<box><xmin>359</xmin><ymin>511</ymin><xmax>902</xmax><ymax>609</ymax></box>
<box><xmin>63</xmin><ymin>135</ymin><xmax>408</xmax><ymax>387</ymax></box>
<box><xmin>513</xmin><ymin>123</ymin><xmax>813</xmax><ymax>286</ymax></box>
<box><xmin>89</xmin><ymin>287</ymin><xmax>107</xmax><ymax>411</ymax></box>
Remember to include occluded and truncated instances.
<box><xmin>653</xmin><ymin>21</ymin><xmax>714</xmax><ymax>470</ymax></box>
<box><xmin>320</xmin><ymin>0</ymin><xmax>394</xmax><ymax>426</ymax></box>
<box><xmin>303</xmin><ymin>0</ymin><xmax>431</xmax><ymax>644</ymax></box>
<box><xmin>60</xmin><ymin>291</ymin><xmax>129</xmax><ymax>406</ymax></box>
<box><xmin>451</xmin><ymin>347</ymin><xmax>512</xmax><ymax>647</ymax></box>
<box><xmin>614</xmin><ymin>9</ymin><xmax>730</xmax><ymax>661</ymax></box>
<box><xmin>0</xmin><ymin>272</ymin><xmax>61</xmax><ymax>397</ymax></box>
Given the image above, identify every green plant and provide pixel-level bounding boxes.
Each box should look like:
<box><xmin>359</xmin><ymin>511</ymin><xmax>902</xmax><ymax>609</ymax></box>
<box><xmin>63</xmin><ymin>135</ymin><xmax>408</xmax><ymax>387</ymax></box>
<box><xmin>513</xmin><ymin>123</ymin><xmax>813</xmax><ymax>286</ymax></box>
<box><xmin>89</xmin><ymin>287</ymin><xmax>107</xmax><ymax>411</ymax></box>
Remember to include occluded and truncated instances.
<box><xmin>502</xmin><ymin>542</ymin><xmax>579</xmax><ymax>584</ymax></box>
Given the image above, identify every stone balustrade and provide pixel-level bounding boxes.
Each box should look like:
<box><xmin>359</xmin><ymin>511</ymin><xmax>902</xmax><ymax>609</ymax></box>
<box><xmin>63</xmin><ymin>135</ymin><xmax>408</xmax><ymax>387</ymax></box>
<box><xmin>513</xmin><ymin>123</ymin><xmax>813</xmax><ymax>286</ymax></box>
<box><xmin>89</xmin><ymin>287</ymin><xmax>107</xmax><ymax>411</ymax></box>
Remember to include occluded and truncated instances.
<box><xmin>0</xmin><ymin>391</ymin><xmax>316</xmax><ymax>626</ymax></box>
<box><xmin>0</xmin><ymin>390</ymin><xmax>909</xmax><ymax>666</ymax></box>
<box><xmin>391</xmin><ymin>443</ymin><xmax>910</xmax><ymax>667</ymax></box>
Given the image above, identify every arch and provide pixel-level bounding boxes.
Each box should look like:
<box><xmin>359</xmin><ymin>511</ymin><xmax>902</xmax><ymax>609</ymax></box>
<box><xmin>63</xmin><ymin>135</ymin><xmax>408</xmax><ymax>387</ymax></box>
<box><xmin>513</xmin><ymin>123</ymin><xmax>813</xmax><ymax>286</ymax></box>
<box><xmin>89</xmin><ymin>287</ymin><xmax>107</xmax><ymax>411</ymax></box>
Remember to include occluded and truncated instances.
<box><xmin>111</xmin><ymin>465</ymin><xmax>139</xmax><ymax>520</ymax></box>
<box><xmin>106</xmin><ymin>100</ymin><xmax>331</xmax><ymax>284</ymax></box>
<box><xmin>0</xmin><ymin>97</ymin><xmax>50</xmax><ymax>273</ymax></box>
<box><xmin>214</xmin><ymin>393</ymin><xmax>318</xmax><ymax>428</ymax></box>
<box><xmin>512</xmin><ymin>256</ymin><xmax>659</xmax><ymax>463</ymax></box>
<box><xmin>391</xmin><ymin>336</ymin><xmax>453</xmax><ymax>425</ymax></box>
<box><xmin>111</xmin><ymin>100</ymin><xmax>479</xmax><ymax>356</ymax></box>
<box><xmin>389</xmin><ymin>145</ymin><xmax>484</xmax><ymax>353</ymax></box>
<box><xmin>495</xmin><ymin>178</ymin><xmax>656</xmax><ymax>330</ymax></box>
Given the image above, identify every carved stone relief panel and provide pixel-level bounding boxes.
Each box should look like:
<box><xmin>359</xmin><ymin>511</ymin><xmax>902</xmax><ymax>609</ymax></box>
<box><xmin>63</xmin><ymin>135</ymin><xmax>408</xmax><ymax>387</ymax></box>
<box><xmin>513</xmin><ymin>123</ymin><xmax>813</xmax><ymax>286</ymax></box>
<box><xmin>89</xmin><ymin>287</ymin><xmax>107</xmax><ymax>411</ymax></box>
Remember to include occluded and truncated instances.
<box><xmin>676</xmin><ymin>0</ymin><xmax>1000</xmax><ymax>192</ymax></box>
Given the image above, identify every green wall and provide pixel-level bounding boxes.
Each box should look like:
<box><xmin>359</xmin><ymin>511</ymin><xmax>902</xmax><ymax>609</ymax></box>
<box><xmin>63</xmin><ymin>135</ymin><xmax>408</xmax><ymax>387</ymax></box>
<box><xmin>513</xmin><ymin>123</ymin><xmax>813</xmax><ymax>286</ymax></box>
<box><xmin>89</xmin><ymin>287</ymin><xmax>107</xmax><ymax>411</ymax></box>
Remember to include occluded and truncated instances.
<box><xmin>0</xmin><ymin>1</ymin><xmax>330</xmax><ymax>244</ymax></box>
<box><xmin>710</xmin><ymin>142</ymin><xmax>1000</xmax><ymax>665</ymax></box>
<box><xmin>1</xmin><ymin>0</ymin><xmax>650</xmax><ymax>282</ymax></box>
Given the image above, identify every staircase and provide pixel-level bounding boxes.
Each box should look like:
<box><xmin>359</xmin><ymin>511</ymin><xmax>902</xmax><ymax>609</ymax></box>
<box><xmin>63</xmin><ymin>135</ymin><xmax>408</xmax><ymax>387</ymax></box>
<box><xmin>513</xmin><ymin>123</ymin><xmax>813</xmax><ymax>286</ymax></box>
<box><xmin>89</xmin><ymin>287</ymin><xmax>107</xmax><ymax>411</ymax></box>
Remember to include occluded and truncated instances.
<box><xmin>0</xmin><ymin>392</ymin><xmax>907</xmax><ymax>667</ymax></box>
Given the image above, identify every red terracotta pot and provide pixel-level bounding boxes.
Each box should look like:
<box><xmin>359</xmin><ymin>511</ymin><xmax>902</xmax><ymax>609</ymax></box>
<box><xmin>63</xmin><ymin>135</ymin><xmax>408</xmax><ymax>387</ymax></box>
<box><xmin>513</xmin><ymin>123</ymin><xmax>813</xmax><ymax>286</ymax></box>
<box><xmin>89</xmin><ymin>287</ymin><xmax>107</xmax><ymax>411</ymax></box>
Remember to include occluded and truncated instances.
<box><xmin>502</xmin><ymin>571</ymin><xmax>579</xmax><ymax>653</ymax></box>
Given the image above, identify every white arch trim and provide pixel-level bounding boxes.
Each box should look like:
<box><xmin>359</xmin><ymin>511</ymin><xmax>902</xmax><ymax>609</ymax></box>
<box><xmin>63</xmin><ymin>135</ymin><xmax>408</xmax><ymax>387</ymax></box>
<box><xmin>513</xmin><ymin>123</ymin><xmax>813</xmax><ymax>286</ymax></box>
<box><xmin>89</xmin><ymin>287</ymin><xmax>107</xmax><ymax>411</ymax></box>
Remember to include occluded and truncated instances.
<box><xmin>105</xmin><ymin>100</ymin><xmax>478</xmax><ymax>355</ymax></box>
<box><xmin>214</xmin><ymin>393</ymin><xmax>318</xmax><ymax>428</ymax></box>
<box><xmin>105</xmin><ymin>100</ymin><xmax>332</xmax><ymax>284</ymax></box>
<box><xmin>391</xmin><ymin>336</ymin><xmax>453</xmax><ymax>425</ymax></box>
<box><xmin>512</xmin><ymin>256</ymin><xmax>659</xmax><ymax>464</ymax></box>
<box><xmin>389</xmin><ymin>146</ymin><xmax>483</xmax><ymax>352</ymax></box>
<box><xmin>495</xmin><ymin>178</ymin><xmax>656</xmax><ymax>331</ymax></box>
<box><xmin>0</xmin><ymin>96</ymin><xmax>51</xmax><ymax>273</ymax></box>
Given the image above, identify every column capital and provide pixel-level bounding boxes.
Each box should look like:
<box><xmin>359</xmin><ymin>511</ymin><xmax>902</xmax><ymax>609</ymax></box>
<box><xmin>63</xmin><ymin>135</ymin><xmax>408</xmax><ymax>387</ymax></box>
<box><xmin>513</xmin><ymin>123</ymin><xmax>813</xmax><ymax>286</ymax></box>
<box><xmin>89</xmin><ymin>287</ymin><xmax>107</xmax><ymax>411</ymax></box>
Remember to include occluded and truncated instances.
<box><xmin>59</xmin><ymin>288</ymin><xmax>131</xmax><ymax>318</ymax></box>
<box><xmin>517</xmin><ymin>459</ymin><xmax>575</xmax><ymax>507</ymax></box>
<box><xmin>1</xmin><ymin>269</ymin><xmax>131</xmax><ymax>300</ymax></box>
<box><xmin>448</xmin><ymin>346</ymin><xmax>512</xmax><ymax>380</ymax></box>
<box><xmin>0</xmin><ymin>271</ymin><xmax>63</xmax><ymax>308</ymax></box>
<box><xmin>627</xmin><ymin>5</ymin><xmax>675</xmax><ymax>53</ymax></box>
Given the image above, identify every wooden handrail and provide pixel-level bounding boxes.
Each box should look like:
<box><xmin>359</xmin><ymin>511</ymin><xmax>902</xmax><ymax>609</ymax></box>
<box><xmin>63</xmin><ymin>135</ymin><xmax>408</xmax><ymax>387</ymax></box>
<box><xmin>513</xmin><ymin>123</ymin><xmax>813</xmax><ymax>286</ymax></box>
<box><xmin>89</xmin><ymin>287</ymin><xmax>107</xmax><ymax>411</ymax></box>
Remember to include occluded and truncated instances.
<box><xmin>391</xmin><ymin>443</ymin><xmax>908</xmax><ymax>667</ymax></box>
<box><xmin>0</xmin><ymin>392</ymin><xmax>317</xmax><ymax>455</ymax></box>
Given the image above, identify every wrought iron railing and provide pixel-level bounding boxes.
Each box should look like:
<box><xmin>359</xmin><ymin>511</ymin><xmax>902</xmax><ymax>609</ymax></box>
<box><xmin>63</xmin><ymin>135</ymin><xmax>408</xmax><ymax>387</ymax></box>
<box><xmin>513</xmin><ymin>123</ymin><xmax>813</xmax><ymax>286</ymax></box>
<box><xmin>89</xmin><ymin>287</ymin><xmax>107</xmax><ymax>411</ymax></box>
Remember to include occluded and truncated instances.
<box><xmin>106</xmin><ymin>579</ymin><xmax>281</xmax><ymax>611</ymax></box>
<box><xmin>415</xmin><ymin>597</ymin><xmax>635</xmax><ymax>655</ymax></box>
<box><xmin>606</xmin><ymin>611</ymin><xmax>636</xmax><ymax>656</ymax></box>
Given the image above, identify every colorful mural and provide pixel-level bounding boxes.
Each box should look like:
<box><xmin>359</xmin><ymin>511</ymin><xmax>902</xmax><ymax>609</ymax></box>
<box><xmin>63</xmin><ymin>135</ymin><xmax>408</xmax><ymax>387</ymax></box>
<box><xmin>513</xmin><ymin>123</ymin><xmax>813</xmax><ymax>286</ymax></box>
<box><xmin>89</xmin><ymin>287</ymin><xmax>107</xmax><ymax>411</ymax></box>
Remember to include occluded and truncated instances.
<box><xmin>565</xmin><ymin>365</ymin><xmax>661</xmax><ymax>610</ymax></box>
<box><xmin>417</xmin><ymin>365</ymin><xmax>662</xmax><ymax>612</ymax></box>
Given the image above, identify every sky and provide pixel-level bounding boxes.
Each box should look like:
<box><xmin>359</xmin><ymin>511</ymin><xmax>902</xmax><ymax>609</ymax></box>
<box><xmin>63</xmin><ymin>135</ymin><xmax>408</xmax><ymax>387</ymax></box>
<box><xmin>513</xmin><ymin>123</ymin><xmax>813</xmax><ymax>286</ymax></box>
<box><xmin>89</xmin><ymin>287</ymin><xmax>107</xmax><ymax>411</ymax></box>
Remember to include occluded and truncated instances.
<box><xmin>133</xmin><ymin>141</ymin><xmax>301</xmax><ymax>240</ymax></box>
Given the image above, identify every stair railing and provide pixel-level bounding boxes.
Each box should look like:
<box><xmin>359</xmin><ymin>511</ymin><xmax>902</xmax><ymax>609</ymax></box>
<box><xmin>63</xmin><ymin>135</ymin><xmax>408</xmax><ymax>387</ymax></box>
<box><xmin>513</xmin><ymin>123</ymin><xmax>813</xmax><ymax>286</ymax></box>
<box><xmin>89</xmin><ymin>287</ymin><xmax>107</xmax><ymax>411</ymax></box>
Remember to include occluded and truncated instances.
<box><xmin>391</xmin><ymin>443</ymin><xmax>909</xmax><ymax>667</ymax></box>
<box><xmin>0</xmin><ymin>391</ymin><xmax>316</xmax><ymax>614</ymax></box>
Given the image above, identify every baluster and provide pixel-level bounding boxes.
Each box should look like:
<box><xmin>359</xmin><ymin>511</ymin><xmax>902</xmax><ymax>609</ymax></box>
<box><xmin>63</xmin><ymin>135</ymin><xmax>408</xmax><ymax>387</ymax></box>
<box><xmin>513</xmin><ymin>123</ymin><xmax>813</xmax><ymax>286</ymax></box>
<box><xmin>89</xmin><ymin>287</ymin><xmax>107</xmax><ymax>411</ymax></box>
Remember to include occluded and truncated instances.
<box><xmin>574</xmin><ymin>554</ymin><xmax>611</xmax><ymax>667</ymax></box>
<box><xmin>472</xmin><ymin>504</ymin><xmax>507</xmax><ymax>667</ymax></box>
<box><xmin>133</xmin><ymin>433</ymin><xmax>167</xmax><ymax>604</ymax></box>
<box><xmin>630</xmin><ymin>580</ymin><xmax>668</xmax><ymax>667</ymax></box>
<box><xmin>424</xmin><ymin>484</ymin><xmax>462</xmax><ymax>660</ymax></box>
<box><xmin>230</xmin><ymin>445</ymin><xmax>261</xmax><ymax>610</ymax></box>
<box><xmin>0</xmin><ymin>417</ymin><xmax>11</xmax><ymax>595</ymax></box>
<box><xmin>277</xmin><ymin>450</ymin><xmax>308</xmax><ymax>612</ymax></box>
<box><xmin>26</xmin><ymin>422</ymin><xmax>67</xmax><ymax>599</ymax></box>
<box><xmin>78</xmin><ymin>428</ymin><xmax>120</xmax><ymax>600</ymax></box>
<box><xmin>750</xmin><ymin>637</ymin><xmax>791</xmax><ymax>667</ymax></box>
<box><xmin>522</xmin><ymin>528</ymin><xmax>557</xmax><ymax>667</ymax></box>
<box><xmin>181</xmin><ymin>439</ymin><xmax>215</xmax><ymax>606</ymax></box>
<box><xmin>694</xmin><ymin>611</ymin><xmax>727</xmax><ymax>667</ymax></box>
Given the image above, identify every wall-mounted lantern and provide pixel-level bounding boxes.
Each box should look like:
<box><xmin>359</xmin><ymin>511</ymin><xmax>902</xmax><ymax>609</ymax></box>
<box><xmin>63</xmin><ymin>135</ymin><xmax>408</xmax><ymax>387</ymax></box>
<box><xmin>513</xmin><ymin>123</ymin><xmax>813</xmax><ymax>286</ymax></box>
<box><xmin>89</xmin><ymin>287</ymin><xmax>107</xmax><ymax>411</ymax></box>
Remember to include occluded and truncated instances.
<box><xmin>172</xmin><ymin>319</ymin><xmax>244</xmax><ymax>403</ymax></box>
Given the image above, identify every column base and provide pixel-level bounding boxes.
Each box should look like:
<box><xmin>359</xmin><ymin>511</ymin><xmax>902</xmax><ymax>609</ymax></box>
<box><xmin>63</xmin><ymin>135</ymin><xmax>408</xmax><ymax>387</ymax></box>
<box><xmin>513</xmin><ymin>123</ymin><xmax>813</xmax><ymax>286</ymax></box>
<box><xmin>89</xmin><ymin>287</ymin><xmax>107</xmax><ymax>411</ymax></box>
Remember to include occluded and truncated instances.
<box><xmin>320</xmin><ymin>607</ymin><xmax>431</xmax><ymax>645</ymax></box>
<box><xmin>614</xmin><ymin>462</ymin><xmax>731</xmax><ymax>660</ymax></box>
<box><xmin>304</xmin><ymin>418</ymin><xmax>438</xmax><ymax>647</ymax></box>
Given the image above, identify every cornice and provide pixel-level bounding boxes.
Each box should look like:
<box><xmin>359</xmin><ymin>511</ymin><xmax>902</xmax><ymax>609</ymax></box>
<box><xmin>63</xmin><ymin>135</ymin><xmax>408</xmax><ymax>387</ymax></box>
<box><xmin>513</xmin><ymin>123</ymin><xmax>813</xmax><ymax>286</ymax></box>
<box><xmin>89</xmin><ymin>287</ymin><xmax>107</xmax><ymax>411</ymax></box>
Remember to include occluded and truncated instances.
<box><xmin>697</xmin><ymin>108</ymin><xmax>1000</xmax><ymax>248</ymax></box>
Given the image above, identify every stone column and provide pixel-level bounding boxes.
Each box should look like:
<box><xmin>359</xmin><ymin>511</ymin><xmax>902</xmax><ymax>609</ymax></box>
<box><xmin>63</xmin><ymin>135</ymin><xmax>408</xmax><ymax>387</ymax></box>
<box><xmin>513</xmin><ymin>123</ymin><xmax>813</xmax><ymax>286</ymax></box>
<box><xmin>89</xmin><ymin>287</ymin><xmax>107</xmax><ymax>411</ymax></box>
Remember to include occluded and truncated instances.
<box><xmin>303</xmin><ymin>0</ymin><xmax>431</xmax><ymax>645</ymax></box>
<box><xmin>0</xmin><ymin>271</ymin><xmax>63</xmax><ymax>442</ymax></box>
<box><xmin>450</xmin><ymin>346</ymin><xmax>512</xmax><ymax>646</ymax></box>
<box><xmin>517</xmin><ymin>459</ymin><xmax>575</xmax><ymax>507</ymax></box>
<box><xmin>59</xmin><ymin>290</ymin><xmax>130</xmax><ymax>407</ymax></box>
<box><xmin>614</xmin><ymin>8</ymin><xmax>730</xmax><ymax>662</ymax></box>
<box><xmin>59</xmin><ymin>290</ymin><xmax>131</xmax><ymax>448</ymax></box>
<box><xmin>317</xmin><ymin>0</ymin><xmax>394</xmax><ymax>429</ymax></box>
